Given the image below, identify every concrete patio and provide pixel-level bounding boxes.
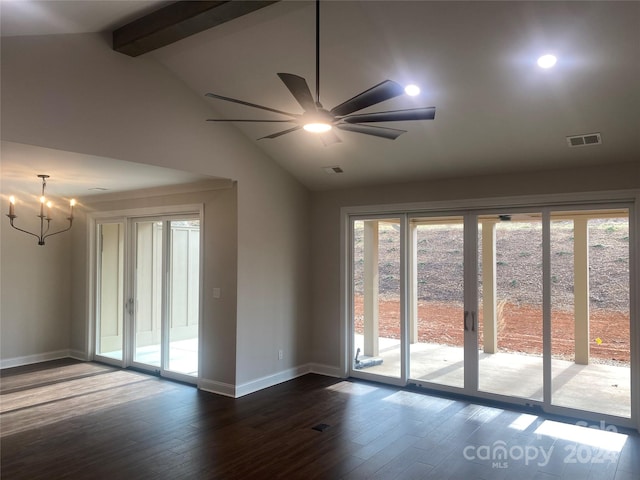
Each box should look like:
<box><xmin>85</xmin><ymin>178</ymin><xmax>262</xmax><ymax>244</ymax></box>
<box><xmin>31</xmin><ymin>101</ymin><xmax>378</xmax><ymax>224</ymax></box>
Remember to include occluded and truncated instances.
<box><xmin>354</xmin><ymin>335</ymin><xmax>631</xmax><ymax>418</ymax></box>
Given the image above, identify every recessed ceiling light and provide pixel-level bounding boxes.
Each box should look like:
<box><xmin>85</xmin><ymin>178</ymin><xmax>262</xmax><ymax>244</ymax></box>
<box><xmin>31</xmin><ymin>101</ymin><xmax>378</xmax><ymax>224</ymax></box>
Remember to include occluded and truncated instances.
<box><xmin>537</xmin><ymin>54</ymin><xmax>557</xmax><ymax>69</ymax></box>
<box><xmin>404</xmin><ymin>84</ymin><xmax>420</xmax><ymax>96</ymax></box>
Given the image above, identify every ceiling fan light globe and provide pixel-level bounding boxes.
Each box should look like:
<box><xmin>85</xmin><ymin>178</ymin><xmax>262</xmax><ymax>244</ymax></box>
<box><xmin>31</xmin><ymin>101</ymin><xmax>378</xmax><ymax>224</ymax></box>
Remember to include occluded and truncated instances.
<box><xmin>303</xmin><ymin>123</ymin><xmax>332</xmax><ymax>133</ymax></box>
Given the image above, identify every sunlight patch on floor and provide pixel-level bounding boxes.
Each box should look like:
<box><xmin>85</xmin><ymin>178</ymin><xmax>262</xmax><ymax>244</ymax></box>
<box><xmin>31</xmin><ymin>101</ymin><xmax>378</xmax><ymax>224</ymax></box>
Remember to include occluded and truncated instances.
<box><xmin>535</xmin><ymin>419</ymin><xmax>628</xmax><ymax>451</ymax></box>
<box><xmin>0</xmin><ymin>366</ymin><xmax>179</xmax><ymax>437</ymax></box>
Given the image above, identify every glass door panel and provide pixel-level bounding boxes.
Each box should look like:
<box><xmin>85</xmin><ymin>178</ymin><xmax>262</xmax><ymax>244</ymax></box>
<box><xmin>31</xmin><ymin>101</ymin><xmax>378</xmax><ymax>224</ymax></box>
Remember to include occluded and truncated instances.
<box><xmin>477</xmin><ymin>213</ymin><xmax>543</xmax><ymax>401</ymax></box>
<box><xmin>94</xmin><ymin>213</ymin><xmax>201</xmax><ymax>383</ymax></box>
<box><xmin>133</xmin><ymin>220</ymin><xmax>163</xmax><ymax>368</ymax></box>
<box><xmin>408</xmin><ymin>216</ymin><xmax>465</xmax><ymax>388</ymax></box>
<box><xmin>96</xmin><ymin>222</ymin><xmax>124</xmax><ymax>361</ymax></box>
<box><xmin>167</xmin><ymin>220</ymin><xmax>200</xmax><ymax>376</ymax></box>
<box><xmin>345</xmin><ymin>203</ymin><xmax>634</xmax><ymax>424</ymax></box>
<box><xmin>550</xmin><ymin>209</ymin><xmax>631</xmax><ymax>417</ymax></box>
<box><xmin>351</xmin><ymin>218</ymin><xmax>402</xmax><ymax>379</ymax></box>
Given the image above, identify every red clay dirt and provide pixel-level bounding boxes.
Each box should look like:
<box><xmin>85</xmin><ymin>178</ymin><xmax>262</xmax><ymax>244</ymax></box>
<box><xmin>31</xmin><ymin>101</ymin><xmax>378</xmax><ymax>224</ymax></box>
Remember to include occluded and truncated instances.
<box><xmin>354</xmin><ymin>296</ymin><xmax>630</xmax><ymax>364</ymax></box>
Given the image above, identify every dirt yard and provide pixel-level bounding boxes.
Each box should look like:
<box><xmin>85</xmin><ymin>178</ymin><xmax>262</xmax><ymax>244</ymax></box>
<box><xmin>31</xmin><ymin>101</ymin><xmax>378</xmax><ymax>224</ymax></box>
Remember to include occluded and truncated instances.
<box><xmin>353</xmin><ymin>217</ymin><xmax>630</xmax><ymax>365</ymax></box>
<box><xmin>354</xmin><ymin>297</ymin><xmax>630</xmax><ymax>364</ymax></box>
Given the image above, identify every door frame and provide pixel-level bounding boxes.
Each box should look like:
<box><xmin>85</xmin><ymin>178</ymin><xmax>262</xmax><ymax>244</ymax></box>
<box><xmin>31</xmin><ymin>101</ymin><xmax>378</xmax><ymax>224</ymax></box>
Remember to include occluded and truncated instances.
<box><xmin>340</xmin><ymin>190</ymin><xmax>639</xmax><ymax>428</ymax></box>
<box><xmin>87</xmin><ymin>204</ymin><xmax>204</xmax><ymax>386</ymax></box>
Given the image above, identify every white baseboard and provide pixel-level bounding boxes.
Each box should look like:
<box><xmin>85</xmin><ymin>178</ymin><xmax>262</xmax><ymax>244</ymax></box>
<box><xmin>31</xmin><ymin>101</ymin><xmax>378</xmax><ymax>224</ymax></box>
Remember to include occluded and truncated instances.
<box><xmin>234</xmin><ymin>364</ymin><xmax>311</xmax><ymax>398</ymax></box>
<box><xmin>308</xmin><ymin>363</ymin><xmax>343</xmax><ymax>378</ymax></box>
<box><xmin>199</xmin><ymin>364</ymin><xmax>343</xmax><ymax>398</ymax></box>
<box><xmin>199</xmin><ymin>378</ymin><xmax>236</xmax><ymax>398</ymax></box>
<box><xmin>69</xmin><ymin>349</ymin><xmax>89</xmax><ymax>361</ymax></box>
<box><xmin>0</xmin><ymin>349</ymin><xmax>71</xmax><ymax>369</ymax></box>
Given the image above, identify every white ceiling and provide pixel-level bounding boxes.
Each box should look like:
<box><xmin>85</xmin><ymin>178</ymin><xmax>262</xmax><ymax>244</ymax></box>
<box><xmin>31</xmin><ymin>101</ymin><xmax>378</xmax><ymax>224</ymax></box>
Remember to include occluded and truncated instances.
<box><xmin>1</xmin><ymin>0</ymin><xmax>639</xmax><ymax>192</ymax></box>
<box><xmin>0</xmin><ymin>0</ymin><xmax>211</xmax><ymax>197</ymax></box>
<box><xmin>0</xmin><ymin>141</ymin><xmax>215</xmax><ymax>198</ymax></box>
<box><xmin>0</xmin><ymin>0</ymin><xmax>171</xmax><ymax>36</ymax></box>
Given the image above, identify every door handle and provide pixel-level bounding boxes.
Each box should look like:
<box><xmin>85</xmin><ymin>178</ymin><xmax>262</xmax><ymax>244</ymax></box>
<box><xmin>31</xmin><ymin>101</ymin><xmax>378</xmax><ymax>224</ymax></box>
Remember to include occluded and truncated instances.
<box><xmin>471</xmin><ymin>311</ymin><xmax>476</xmax><ymax>332</ymax></box>
<box><xmin>464</xmin><ymin>311</ymin><xmax>469</xmax><ymax>331</ymax></box>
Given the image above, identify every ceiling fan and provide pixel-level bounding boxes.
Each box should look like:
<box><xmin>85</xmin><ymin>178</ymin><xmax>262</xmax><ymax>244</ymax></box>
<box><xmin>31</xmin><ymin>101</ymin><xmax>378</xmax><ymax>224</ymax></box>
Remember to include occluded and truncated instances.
<box><xmin>205</xmin><ymin>0</ymin><xmax>436</xmax><ymax>145</ymax></box>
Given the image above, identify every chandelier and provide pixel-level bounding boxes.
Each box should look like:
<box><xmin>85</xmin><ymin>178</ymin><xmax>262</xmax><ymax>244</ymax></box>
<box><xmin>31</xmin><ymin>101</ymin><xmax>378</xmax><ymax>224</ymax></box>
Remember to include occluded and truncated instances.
<box><xmin>6</xmin><ymin>174</ymin><xmax>76</xmax><ymax>246</ymax></box>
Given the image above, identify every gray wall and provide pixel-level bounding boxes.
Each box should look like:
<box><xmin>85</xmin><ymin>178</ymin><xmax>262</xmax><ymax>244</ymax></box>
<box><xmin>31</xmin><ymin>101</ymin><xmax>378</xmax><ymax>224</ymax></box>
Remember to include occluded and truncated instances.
<box><xmin>0</xmin><ymin>202</ymin><xmax>72</xmax><ymax>362</ymax></box>
<box><xmin>1</xmin><ymin>32</ymin><xmax>311</xmax><ymax>390</ymax></box>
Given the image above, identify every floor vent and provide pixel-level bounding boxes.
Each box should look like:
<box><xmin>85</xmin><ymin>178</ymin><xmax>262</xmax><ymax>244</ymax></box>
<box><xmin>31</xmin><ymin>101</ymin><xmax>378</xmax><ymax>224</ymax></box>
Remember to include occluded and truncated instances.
<box><xmin>566</xmin><ymin>133</ymin><xmax>602</xmax><ymax>147</ymax></box>
<box><xmin>312</xmin><ymin>423</ymin><xmax>331</xmax><ymax>432</ymax></box>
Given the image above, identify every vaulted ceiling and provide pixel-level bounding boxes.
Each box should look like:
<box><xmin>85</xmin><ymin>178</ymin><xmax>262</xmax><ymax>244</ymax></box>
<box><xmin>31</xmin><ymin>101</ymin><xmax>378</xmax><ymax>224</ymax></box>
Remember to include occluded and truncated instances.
<box><xmin>2</xmin><ymin>0</ymin><xmax>639</xmax><ymax>192</ymax></box>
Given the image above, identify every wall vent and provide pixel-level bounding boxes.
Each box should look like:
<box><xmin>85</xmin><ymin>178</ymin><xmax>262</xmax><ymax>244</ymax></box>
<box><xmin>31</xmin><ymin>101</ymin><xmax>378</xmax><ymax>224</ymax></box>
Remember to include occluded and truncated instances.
<box><xmin>323</xmin><ymin>166</ymin><xmax>344</xmax><ymax>174</ymax></box>
<box><xmin>566</xmin><ymin>133</ymin><xmax>602</xmax><ymax>147</ymax></box>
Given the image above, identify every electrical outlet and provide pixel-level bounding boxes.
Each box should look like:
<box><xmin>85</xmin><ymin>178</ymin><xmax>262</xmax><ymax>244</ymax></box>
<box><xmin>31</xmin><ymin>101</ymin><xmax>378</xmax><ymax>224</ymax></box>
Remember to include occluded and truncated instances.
<box><xmin>278</xmin><ymin>349</ymin><xmax>283</xmax><ymax>360</ymax></box>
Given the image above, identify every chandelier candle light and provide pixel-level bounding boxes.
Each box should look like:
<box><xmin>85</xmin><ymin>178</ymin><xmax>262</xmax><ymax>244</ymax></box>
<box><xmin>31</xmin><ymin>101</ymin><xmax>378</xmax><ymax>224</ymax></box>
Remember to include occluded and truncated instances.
<box><xmin>6</xmin><ymin>174</ymin><xmax>76</xmax><ymax>246</ymax></box>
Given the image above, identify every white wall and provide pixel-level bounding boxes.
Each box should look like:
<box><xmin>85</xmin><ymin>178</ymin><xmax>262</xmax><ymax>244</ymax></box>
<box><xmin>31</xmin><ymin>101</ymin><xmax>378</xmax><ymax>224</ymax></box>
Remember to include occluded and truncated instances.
<box><xmin>309</xmin><ymin>162</ymin><xmax>640</xmax><ymax>368</ymax></box>
<box><xmin>1</xmin><ymin>32</ymin><xmax>311</xmax><ymax>390</ymax></box>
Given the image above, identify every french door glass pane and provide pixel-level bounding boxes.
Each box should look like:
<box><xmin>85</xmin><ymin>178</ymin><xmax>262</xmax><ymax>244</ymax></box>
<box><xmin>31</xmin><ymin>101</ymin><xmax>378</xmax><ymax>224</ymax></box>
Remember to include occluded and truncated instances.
<box><xmin>352</xmin><ymin>219</ymin><xmax>401</xmax><ymax>378</ymax></box>
<box><xmin>409</xmin><ymin>217</ymin><xmax>464</xmax><ymax>388</ymax></box>
<box><xmin>167</xmin><ymin>220</ymin><xmax>200</xmax><ymax>376</ymax></box>
<box><xmin>134</xmin><ymin>221</ymin><xmax>163</xmax><ymax>368</ymax></box>
<box><xmin>96</xmin><ymin>223</ymin><xmax>124</xmax><ymax>360</ymax></box>
<box><xmin>551</xmin><ymin>210</ymin><xmax>630</xmax><ymax>417</ymax></box>
<box><xmin>477</xmin><ymin>214</ymin><xmax>543</xmax><ymax>401</ymax></box>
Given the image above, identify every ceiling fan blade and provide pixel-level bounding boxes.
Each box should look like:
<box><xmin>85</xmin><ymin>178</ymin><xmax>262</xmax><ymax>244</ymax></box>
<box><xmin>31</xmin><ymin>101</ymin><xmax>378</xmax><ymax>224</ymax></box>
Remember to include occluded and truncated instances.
<box><xmin>205</xmin><ymin>92</ymin><xmax>297</xmax><ymax>117</ymax></box>
<box><xmin>336</xmin><ymin>123</ymin><xmax>406</xmax><ymax>140</ymax></box>
<box><xmin>258</xmin><ymin>125</ymin><xmax>302</xmax><ymax>140</ymax></box>
<box><xmin>320</xmin><ymin>130</ymin><xmax>342</xmax><ymax>146</ymax></box>
<box><xmin>342</xmin><ymin>107</ymin><xmax>436</xmax><ymax>123</ymax></box>
<box><xmin>206</xmin><ymin>119</ymin><xmax>295</xmax><ymax>123</ymax></box>
<box><xmin>330</xmin><ymin>80</ymin><xmax>405</xmax><ymax>117</ymax></box>
<box><xmin>277</xmin><ymin>73</ymin><xmax>316</xmax><ymax>112</ymax></box>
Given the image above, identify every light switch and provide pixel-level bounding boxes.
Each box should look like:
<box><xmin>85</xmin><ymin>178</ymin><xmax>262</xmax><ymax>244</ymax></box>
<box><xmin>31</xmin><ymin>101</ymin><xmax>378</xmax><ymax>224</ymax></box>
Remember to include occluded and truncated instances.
<box><xmin>213</xmin><ymin>287</ymin><xmax>221</xmax><ymax>299</ymax></box>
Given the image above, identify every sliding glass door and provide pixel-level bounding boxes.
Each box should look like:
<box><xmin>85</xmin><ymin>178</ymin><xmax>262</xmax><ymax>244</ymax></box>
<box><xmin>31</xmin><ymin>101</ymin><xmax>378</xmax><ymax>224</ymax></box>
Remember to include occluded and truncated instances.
<box><xmin>96</xmin><ymin>221</ymin><xmax>125</xmax><ymax>361</ymax></box>
<box><xmin>408</xmin><ymin>216</ymin><xmax>465</xmax><ymax>389</ymax></box>
<box><xmin>347</xmin><ymin>203</ymin><xmax>634</xmax><ymax>424</ymax></box>
<box><xmin>167</xmin><ymin>220</ymin><xmax>200</xmax><ymax>376</ymax></box>
<box><xmin>350</xmin><ymin>217</ymin><xmax>403</xmax><ymax>383</ymax></box>
<box><xmin>549</xmin><ymin>209</ymin><xmax>631</xmax><ymax>418</ymax></box>
<box><xmin>94</xmin><ymin>214</ymin><xmax>201</xmax><ymax>383</ymax></box>
<box><xmin>132</xmin><ymin>220</ymin><xmax>163</xmax><ymax>369</ymax></box>
<box><xmin>477</xmin><ymin>213</ymin><xmax>544</xmax><ymax>401</ymax></box>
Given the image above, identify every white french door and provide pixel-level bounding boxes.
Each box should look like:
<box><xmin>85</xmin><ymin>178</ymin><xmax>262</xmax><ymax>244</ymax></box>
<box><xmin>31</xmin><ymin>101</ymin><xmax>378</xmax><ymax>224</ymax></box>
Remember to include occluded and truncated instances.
<box><xmin>347</xmin><ymin>202</ymin><xmax>635</xmax><ymax>426</ymax></box>
<box><xmin>94</xmin><ymin>213</ymin><xmax>201</xmax><ymax>384</ymax></box>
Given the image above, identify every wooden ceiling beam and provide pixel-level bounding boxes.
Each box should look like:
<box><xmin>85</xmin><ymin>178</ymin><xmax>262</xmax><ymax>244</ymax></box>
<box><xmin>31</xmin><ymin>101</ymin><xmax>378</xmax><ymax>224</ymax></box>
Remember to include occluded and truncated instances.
<box><xmin>113</xmin><ymin>0</ymin><xmax>279</xmax><ymax>57</ymax></box>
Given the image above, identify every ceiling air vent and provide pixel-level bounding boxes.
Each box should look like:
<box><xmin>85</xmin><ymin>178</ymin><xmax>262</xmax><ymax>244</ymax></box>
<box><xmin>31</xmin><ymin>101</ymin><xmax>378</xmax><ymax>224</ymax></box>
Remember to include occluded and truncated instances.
<box><xmin>566</xmin><ymin>133</ymin><xmax>602</xmax><ymax>147</ymax></box>
<box><xmin>323</xmin><ymin>166</ymin><xmax>344</xmax><ymax>174</ymax></box>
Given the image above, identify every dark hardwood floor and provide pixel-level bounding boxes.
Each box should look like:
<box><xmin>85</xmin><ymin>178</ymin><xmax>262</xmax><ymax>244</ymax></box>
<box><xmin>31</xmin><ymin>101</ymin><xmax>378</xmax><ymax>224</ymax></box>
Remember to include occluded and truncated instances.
<box><xmin>1</xmin><ymin>359</ymin><xmax>638</xmax><ymax>479</ymax></box>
